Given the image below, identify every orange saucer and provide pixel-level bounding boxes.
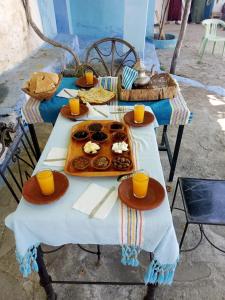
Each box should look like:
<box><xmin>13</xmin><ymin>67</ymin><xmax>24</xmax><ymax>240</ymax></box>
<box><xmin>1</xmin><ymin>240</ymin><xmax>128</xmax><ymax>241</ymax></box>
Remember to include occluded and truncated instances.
<box><xmin>124</xmin><ymin>111</ymin><xmax>154</xmax><ymax>127</ymax></box>
<box><xmin>60</xmin><ymin>104</ymin><xmax>88</xmax><ymax>120</ymax></box>
<box><xmin>118</xmin><ymin>177</ymin><xmax>165</xmax><ymax>210</ymax></box>
<box><xmin>22</xmin><ymin>171</ymin><xmax>69</xmax><ymax>205</ymax></box>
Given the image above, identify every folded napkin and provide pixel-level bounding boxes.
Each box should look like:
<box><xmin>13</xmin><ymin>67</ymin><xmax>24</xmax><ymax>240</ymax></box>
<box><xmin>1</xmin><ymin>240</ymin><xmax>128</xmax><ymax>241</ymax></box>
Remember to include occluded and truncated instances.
<box><xmin>122</xmin><ymin>66</ymin><xmax>138</xmax><ymax>90</ymax></box>
<box><xmin>73</xmin><ymin>183</ymin><xmax>117</xmax><ymax>219</ymax></box>
<box><xmin>86</xmin><ymin>103</ymin><xmax>109</xmax><ymax>118</ymax></box>
<box><xmin>43</xmin><ymin>147</ymin><xmax>67</xmax><ymax>167</ymax></box>
<box><xmin>57</xmin><ymin>88</ymin><xmax>79</xmax><ymax>98</ymax></box>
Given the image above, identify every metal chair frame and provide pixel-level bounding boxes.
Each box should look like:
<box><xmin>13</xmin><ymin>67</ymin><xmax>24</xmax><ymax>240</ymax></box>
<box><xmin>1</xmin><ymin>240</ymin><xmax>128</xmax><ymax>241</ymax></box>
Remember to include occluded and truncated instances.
<box><xmin>171</xmin><ymin>177</ymin><xmax>225</xmax><ymax>253</ymax></box>
<box><xmin>85</xmin><ymin>37</ymin><xmax>138</xmax><ymax>76</ymax></box>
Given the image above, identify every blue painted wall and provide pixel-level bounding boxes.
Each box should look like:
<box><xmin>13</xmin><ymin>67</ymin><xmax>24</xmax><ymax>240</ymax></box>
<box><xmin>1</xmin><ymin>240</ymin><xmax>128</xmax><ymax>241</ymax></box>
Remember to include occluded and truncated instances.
<box><xmin>53</xmin><ymin>0</ymin><xmax>70</xmax><ymax>33</ymax></box>
<box><xmin>38</xmin><ymin>0</ymin><xmax>57</xmax><ymax>38</ymax></box>
<box><xmin>69</xmin><ymin>0</ymin><xmax>125</xmax><ymax>37</ymax></box>
<box><xmin>146</xmin><ymin>0</ymin><xmax>155</xmax><ymax>38</ymax></box>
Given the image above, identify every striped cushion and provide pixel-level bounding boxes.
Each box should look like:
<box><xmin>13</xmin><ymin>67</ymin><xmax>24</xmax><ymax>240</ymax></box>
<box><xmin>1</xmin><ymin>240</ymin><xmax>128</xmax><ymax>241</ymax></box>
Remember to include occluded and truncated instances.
<box><xmin>97</xmin><ymin>76</ymin><xmax>118</xmax><ymax>93</ymax></box>
<box><xmin>122</xmin><ymin>66</ymin><xmax>138</xmax><ymax>90</ymax></box>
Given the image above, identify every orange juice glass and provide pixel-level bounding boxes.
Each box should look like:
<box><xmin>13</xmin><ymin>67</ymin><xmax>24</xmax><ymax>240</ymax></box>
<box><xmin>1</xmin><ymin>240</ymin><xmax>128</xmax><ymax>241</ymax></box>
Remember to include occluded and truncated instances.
<box><xmin>85</xmin><ymin>70</ymin><xmax>94</xmax><ymax>85</ymax></box>
<box><xmin>36</xmin><ymin>170</ymin><xmax>55</xmax><ymax>196</ymax></box>
<box><xmin>69</xmin><ymin>98</ymin><xmax>80</xmax><ymax>115</ymax></box>
<box><xmin>132</xmin><ymin>171</ymin><xmax>149</xmax><ymax>198</ymax></box>
<box><xmin>134</xmin><ymin>104</ymin><xmax>145</xmax><ymax>124</ymax></box>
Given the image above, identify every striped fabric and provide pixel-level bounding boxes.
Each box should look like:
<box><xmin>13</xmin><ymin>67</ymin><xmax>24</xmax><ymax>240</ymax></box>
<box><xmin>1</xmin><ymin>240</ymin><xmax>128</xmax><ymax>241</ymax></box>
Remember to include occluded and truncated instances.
<box><xmin>122</xmin><ymin>66</ymin><xmax>138</xmax><ymax>90</ymax></box>
<box><xmin>97</xmin><ymin>76</ymin><xmax>118</xmax><ymax>94</ymax></box>
<box><xmin>22</xmin><ymin>97</ymin><xmax>43</xmax><ymax>124</ymax></box>
<box><xmin>169</xmin><ymin>91</ymin><xmax>192</xmax><ymax>125</ymax></box>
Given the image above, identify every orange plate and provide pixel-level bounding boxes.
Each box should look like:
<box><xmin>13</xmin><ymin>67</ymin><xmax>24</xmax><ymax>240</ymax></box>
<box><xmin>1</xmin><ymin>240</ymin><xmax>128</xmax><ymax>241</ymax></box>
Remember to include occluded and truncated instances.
<box><xmin>64</xmin><ymin>120</ymin><xmax>135</xmax><ymax>177</ymax></box>
<box><xmin>118</xmin><ymin>177</ymin><xmax>165</xmax><ymax>210</ymax></box>
<box><xmin>75</xmin><ymin>76</ymin><xmax>98</xmax><ymax>88</ymax></box>
<box><xmin>60</xmin><ymin>104</ymin><xmax>88</xmax><ymax>120</ymax></box>
<box><xmin>22</xmin><ymin>171</ymin><xmax>69</xmax><ymax>205</ymax></box>
<box><xmin>124</xmin><ymin>111</ymin><xmax>154</xmax><ymax>127</ymax></box>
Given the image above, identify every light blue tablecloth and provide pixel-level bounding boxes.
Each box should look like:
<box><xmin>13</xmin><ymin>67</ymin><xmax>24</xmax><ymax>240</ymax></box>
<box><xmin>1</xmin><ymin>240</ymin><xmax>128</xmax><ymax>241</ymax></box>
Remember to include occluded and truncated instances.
<box><xmin>5</xmin><ymin>107</ymin><xmax>179</xmax><ymax>284</ymax></box>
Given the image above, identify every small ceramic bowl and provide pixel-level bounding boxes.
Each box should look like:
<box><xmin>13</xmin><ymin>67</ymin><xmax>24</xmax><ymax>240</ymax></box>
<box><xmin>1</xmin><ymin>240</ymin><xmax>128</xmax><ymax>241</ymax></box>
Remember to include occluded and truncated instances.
<box><xmin>91</xmin><ymin>131</ymin><xmax>108</xmax><ymax>143</ymax></box>
<box><xmin>109</xmin><ymin>121</ymin><xmax>124</xmax><ymax>132</ymax></box>
<box><xmin>112</xmin><ymin>155</ymin><xmax>132</xmax><ymax>171</ymax></box>
<box><xmin>72</xmin><ymin>156</ymin><xmax>90</xmax><ymax>170</ymax></box>
<box><xmin>92</xmin><ymin>155</ymin><xmax>111</xmax><ymax>170</ymax></box>
<box><xmin>82</xmin><ymin>141</ymin><xmax>101</xmax><ymax>156</ymax></box>
<box><xmin>112</xmin><ymin>131</ymin><xmax>128</xmax><ymax>143</ymax></box>
<box><xmin>72</xmin><ymin>130</ymin><xmax>89</xmax><ymax>142</ymax></box>
<box><xmin>87</xmin><ymin>123</ymin><xmax>103</xmax><ymax>132</ymax></box>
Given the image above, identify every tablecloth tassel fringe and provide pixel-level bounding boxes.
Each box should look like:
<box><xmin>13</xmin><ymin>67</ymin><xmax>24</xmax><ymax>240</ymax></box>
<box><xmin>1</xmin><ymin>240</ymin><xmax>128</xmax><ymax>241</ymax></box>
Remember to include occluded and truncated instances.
<box><xmin>16</xmin><ymin>245</ymin><xmax>39</xmax><ymax>277</ymax></box>
<box><xmin>121</xmin><ymin>245</ymin><xmax>140</xmax><ymax>267</ymax></box>
<box><xmin>144</xmin><ymin>257</ymin><xmax>178</xmax><ymax>285</ymax></box>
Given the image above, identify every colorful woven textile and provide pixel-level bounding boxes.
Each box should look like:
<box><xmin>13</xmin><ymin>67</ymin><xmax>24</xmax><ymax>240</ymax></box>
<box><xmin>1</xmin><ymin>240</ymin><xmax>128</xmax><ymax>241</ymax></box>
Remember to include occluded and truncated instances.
<box><xmin>122</xmin><ymin>66</ymin><xmax>138</xmax><ymax>90</ymax></box>
<box><xmin>22</xmin><ymin>77</ymin><xmax>192</xmax><ymax>126</ymax></box>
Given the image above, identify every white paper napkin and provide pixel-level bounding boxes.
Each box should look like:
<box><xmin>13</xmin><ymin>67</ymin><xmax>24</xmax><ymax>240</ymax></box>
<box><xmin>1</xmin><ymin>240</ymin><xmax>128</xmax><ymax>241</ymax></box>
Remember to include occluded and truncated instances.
<box><xmin>86</xmin><ymin>103</ymin><xmax>109</xmax><ymax>119</ymax></box>
<box><xmin>57</xmin><ymin>88</ymin><xmax>79</xmax><ymax>98</ymax></box>
<box><xmin>43</xmin><ymin>147</ymin><xmax>67</xmax><ymax>167</ymax></box>
<box><xmin>73</xmin><ymin>183</ymin><xmax>117</xmax><ymax>219</ymax></box>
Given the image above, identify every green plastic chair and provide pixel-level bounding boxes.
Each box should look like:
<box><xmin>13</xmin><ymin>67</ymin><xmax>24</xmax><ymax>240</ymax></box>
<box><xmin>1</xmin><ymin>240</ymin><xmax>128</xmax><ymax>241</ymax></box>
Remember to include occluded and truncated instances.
<box><xmin>199</xmin><ymin>19</ymin><xmax>225</xmax><ymax>61</ymax></box>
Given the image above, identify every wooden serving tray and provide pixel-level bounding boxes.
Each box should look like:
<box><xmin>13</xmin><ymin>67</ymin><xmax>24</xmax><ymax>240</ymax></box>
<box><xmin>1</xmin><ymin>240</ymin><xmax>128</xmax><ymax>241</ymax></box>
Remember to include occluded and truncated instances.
<box><xmin>64</xmin><ymin>120</ymin><xmax>135</xmax><ymax>177</ymax></box>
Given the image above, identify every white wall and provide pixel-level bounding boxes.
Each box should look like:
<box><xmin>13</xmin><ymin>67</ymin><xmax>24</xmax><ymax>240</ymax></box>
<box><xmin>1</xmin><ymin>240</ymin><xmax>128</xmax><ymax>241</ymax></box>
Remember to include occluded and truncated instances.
<box><xmin>0</xmin><ymin>0</ymin><xmax>43</xmax><ymax>74</ymax></box>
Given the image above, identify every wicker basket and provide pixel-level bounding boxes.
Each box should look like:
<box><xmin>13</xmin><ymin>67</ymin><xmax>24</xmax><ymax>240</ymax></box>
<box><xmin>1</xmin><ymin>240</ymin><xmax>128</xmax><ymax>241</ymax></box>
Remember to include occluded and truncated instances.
<box><xmin>119</xmin><ymin>73</ymin><xmax>177</xmax><ymax>101</ymax></box>
<box><xmin>22</xmin><ymin>74</ymin><xmax>62</xmax><ymax>101</ymax></box>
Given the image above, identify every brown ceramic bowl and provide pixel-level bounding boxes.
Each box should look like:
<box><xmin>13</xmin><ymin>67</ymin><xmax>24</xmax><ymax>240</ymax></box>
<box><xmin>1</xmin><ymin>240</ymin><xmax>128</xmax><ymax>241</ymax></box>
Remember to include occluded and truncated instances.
<box><xmin>92</xmin><ymin>155</ymin><xmax>111</xmax><ymax>170</ymax></box>
<box><xmin>111</xmin><ymin>142</ymin><xmax>129</xmax><ymax>155</ymax></box>
<box><xmin>72</xmin><ymin>156</ymin><xmax>90</xmax><ymax>170</ymax></box>
<box><xmin>87</xmin><ymin>122</ymin><xmax>103</xmax><ymax>133</ymax></box>
<box><xmin>112</xmin><ymin>131</ymin><xmax>128</xmax><ymax>143</ymax></box>
<box><xmin>82</xmin><ymin>141</ymin><xmax>101</xmax><ymax>156</ymax></box>
<box><xmin>112</xmin><ymin>155</ymin><xmax>132</xmax><ymax>171</ymax></box>
<box><xmin>72</xmin><ymin>129</ymin><xmax>90</xmax><ymax>142</ymax></box>
<box><xmin>91</xmin><ymin>131</ymin><xmax>108</xmax><ymax>144</ymax></box>
<box><xmin>109</xmin><ymin>121</ymin><xmax>124</xmax><ymax>132</ymax></box>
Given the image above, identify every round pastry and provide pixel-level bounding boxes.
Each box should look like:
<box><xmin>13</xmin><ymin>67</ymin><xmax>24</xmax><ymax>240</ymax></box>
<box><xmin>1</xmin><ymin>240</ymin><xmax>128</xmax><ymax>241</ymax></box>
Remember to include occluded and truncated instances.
<box><xmin>112</xmin><ymin>141</ymin><xmax>129</xmax><ymax>154</ymax></box>
<box><xmin>88</xmin><ymin>123</ymin><xmax>103</xmax><ymax>132</ymax></box>
<box><xmin>109</xmin><ymin>121</ymin><xmax>124</xmax><ymax>132</ymax></box>
<box><xmin>92</xmin><ymin>156</ymin><xmax>111</xmax><ymax>170</ymax></box>
<box><xmin>72</xmin><ymin>156</ymin><xmax>90</xmax><ymax>170</ymax></box>
<box><xmin>112</xmin><ymin>156</ymin><xmax>132</xmax><ymax>170</ymax></box>
<box><xmin>112</xmin><ymin>131</ymin><xmax>128</xmax><ymax>143</ymax></box>
<box><xmin>72</xmin><ymin>130</ymin><xmax>89</xmax><ymax>141</ymax></box>
<box><xmin>91</xmin><ymin>131</ymin><xmax>108</xmax><ymax>143</ymax></box>
<box><xmin>83</xmin><ymin>141</ymin><xmax>100</xmax><ymax>155</ymax></box>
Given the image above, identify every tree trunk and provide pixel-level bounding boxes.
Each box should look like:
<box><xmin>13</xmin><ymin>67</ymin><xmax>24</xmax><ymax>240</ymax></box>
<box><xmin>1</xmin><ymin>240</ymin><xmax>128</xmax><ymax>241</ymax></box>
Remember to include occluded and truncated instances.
<box><xmin>22</xmin><ymin>0</ymin><xmax>81</xmax><ymax>67</ymax></box>
<box><xmin>170</xmin><ymin>0</ymin><xmax>192</xmax><ymax>74</ymax></box>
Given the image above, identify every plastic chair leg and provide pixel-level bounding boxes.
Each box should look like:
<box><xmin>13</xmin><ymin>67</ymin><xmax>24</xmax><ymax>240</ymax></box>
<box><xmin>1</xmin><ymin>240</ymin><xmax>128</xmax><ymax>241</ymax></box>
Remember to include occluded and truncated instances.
<box><xmin>199</xmin><ymin>39</ymin><xmax>208</xmax><ymax>61</ymax></box>
<box><xmin>198</xmin><ymin>38</ymin><xmax>204</xmax><ymax>55</ymax></box>
<box><xmin>223</xmin><ymin>42</ymin><xmax>225</xmax><ymax>56</ymax></box>
<box><xmin>212</xmin><ymin>41</ymin><xmax>216</xmax><ymax>54</ymax></box>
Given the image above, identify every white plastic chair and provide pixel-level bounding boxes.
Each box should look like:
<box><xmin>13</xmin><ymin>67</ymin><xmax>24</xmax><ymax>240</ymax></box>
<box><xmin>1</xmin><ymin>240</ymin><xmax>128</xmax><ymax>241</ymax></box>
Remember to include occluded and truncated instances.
<box><xmin>199</xmin><ymin>19</ymin><xmax>225</xmax><ymax>61</ymax></box>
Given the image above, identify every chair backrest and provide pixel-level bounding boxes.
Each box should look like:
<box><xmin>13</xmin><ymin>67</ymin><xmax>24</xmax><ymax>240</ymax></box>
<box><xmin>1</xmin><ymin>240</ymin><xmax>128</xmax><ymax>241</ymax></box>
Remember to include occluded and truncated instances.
<box><xmin>85</xmin><ymin>37</ymin><xmax>138</xmax><ymax>77</ymax></box>
<box><xmin>202</xmin><ymin>19</ymin><xmax>225</xmax><ymax>37</ymax></box>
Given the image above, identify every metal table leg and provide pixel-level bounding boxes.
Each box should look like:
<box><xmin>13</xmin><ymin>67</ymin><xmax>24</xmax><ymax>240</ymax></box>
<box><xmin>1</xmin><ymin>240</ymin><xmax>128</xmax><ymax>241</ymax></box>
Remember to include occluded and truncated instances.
<box><xmin>28</xmin><ymin>124</ymin><xmax>41</xmax><ymax>160</ymax></box>
<box><xmin>169</xmin><ymin>125</ymin><xmax>184</xmax><ymax>182</ymax></box>
<box><xmin>158</xmin><ymin>125</ymin><xmax>184</xmax><ymax>182</ymax></box>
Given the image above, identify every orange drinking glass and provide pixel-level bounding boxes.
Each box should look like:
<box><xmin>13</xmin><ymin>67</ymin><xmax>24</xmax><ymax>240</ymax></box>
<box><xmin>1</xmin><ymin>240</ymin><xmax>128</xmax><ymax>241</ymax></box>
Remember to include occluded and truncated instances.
<box><xmin>36</xmin><ymin>170</ymin><xmax>55</xmax><ymax>196</ymax></box>
<box><xmin>69</xmin><ymin>98</ymin><xmax>80</xmax><ymax>115</ymax></box>
<box><xmin>85</xmin><ymin>70</ymin><xmax>94</xmax><ymax>85</ymax></box>
<box><xmin>132</xmin><ymin>171</ymin><xmax>149</xmax><ymax>198</ymax></box>
<box><xmin>134</xmin><ymin>104</ymin><xmax>145</xmax><ymax>124</ymax></box>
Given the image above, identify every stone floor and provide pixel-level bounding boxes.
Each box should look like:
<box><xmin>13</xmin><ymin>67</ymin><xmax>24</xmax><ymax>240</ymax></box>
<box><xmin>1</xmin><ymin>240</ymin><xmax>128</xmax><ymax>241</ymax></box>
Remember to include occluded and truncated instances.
<box><xmin>1</xmin><ymin>24</ymin><xmax>225</xmax><ymax>299</ymax></box>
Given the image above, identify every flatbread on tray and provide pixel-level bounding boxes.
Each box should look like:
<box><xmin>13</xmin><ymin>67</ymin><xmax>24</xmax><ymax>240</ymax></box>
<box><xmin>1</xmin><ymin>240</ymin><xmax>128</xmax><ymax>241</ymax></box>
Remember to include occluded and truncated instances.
<box><xmin>78</xmin><ymin>87</ymin><xmax>115</xmax><ymax>104</ymax></box>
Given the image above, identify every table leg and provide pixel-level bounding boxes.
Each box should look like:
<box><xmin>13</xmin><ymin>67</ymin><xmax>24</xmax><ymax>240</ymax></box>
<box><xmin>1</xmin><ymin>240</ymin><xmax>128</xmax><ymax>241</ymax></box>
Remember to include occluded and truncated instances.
<box><xmin>28</xmin><ymin>124</ymin><xmax>41</xmax><ymax>160</ymax></box>
<box><xmin>143</xmin><ymin>284</ymin><xmax>157</xmax><ymax>300</ymax></box>
<box><xmin>37</xmin><ymin>246</ymin><xmax>57</xmax><ymax>300</ymax></box>
<box><xmin>160</xmin><ymin>125</ymin><xmax>168</xmax><ymax>146</ymax></box>
<box><xmin>168</xmin><ymin>125</ymin><xmax>184</xmax><ymax>182</ymax></box>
